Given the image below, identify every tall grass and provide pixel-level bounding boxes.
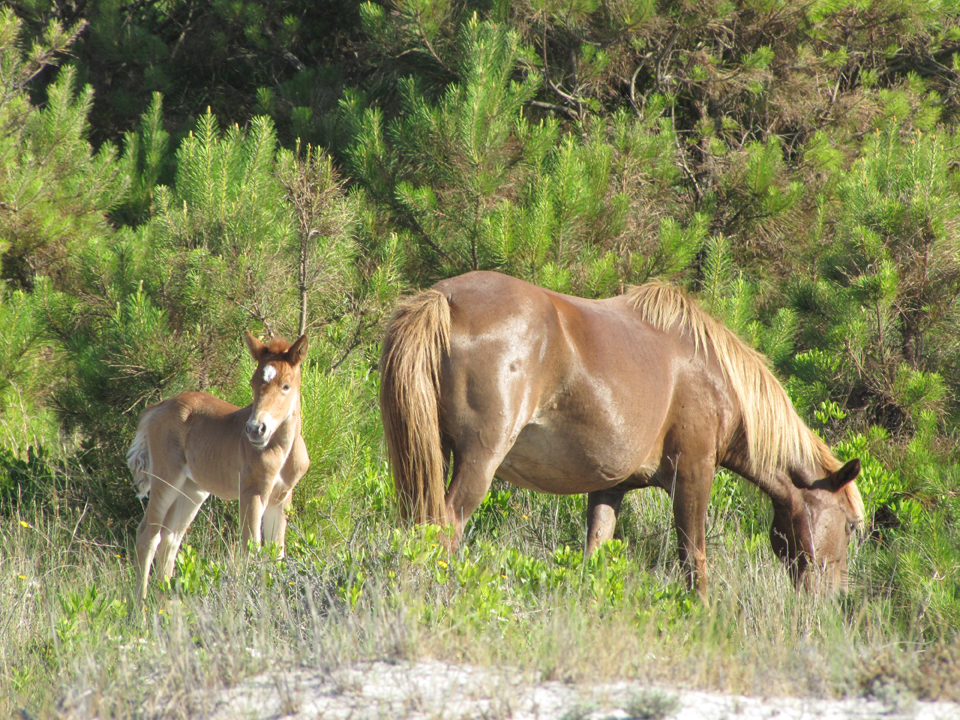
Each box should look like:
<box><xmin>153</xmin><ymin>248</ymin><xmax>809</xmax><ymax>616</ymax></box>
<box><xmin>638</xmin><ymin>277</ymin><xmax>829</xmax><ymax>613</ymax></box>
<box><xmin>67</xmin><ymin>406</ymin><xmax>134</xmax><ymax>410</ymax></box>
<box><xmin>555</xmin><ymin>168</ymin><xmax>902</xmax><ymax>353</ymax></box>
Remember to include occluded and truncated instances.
<box><xmin>3</xmin><ymin>489</ymin><xmax>960</xmax><ymax>716</ymax></box>
<box><xmin>2</xmin><ymin>367</ymin><xmax>959</xmax><ymax>717</ymax></box>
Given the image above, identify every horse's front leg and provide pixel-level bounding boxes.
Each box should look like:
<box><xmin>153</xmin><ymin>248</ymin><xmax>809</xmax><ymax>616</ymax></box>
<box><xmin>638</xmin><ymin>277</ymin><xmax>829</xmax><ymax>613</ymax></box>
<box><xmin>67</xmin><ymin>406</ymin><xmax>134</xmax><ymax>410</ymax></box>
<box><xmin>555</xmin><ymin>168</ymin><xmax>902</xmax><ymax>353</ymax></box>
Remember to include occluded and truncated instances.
<box><xmin>585</xmin><ymin>486</ymin><xmax>627</xmax><ymax>556</ymax></box>
<box><xmin>669</xmin><ymin>458</ymin><xmax>714</xmax><ymax>599</ymax></box>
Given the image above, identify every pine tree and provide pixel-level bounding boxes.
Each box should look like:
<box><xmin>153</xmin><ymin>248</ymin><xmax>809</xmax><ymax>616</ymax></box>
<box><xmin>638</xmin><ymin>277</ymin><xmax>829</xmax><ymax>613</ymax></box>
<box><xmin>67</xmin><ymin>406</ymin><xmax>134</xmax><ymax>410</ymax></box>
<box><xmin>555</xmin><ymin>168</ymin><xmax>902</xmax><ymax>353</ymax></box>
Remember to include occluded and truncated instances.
<box><xmin>344</xmin><ymin>17</ymin><xmax>694</xmax><ymax>294</ymax></box>
<box><xmin>0</xmin><ymin>10</ymin><xmax>127</xmax><ymax>290</ymax></box>
<box><xmin>46</xmin><ymin>109</ymin><xmax>369</xmax><ymax>523</ymax></box>
<box><xmin>0</xmin><ymin>10</ymin><xmax>125</xmax><ymax>457</ymax></box>
<box><xmin>793</xmin><ymin>122</ymin><xmax>959</xmax><ymax>431</ymax></box>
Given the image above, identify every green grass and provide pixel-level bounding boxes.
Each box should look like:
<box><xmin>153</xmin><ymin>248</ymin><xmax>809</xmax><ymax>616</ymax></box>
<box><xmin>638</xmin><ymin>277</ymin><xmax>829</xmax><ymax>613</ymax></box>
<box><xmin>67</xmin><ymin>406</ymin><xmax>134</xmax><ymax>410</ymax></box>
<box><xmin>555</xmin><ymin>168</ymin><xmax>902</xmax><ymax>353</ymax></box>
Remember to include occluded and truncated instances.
<box><xmin>2</xmin><ymin>369</ymin><xmax>960</xmax><ymax>716</ymax></box>
<box><xmin>3</xmin><ymin>467</ymin><xmax>960</xmax><ymax>718</ymax></box>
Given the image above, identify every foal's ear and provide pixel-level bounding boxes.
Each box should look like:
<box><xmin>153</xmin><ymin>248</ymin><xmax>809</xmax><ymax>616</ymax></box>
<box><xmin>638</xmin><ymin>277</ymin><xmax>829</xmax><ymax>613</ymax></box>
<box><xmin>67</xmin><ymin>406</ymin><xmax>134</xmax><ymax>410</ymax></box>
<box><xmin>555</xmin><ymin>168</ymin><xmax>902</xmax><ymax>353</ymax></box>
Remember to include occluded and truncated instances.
<box><xmin>286</xmin><ymin>334</ymin><xmax>308</xmax><ymax>366</ymax></box>
<box><xmin>823</xmin><ymin>458</ymin><xmax>861</xmax><ymax>492</ymax></box>
<box><xmin>243</xmin><ymin>330</ymin><xmax>267</xmax><ymax>361</ymax></box>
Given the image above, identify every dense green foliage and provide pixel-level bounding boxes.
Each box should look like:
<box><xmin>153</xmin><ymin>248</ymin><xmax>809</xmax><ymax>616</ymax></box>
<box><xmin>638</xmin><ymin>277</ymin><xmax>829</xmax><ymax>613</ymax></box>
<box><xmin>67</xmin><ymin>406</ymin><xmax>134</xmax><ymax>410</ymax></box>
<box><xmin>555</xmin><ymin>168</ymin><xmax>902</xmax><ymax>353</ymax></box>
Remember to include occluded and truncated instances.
<box><xmin>3</xmin><ymin>0</ymin><xmax>960</xmax><ymax>713</ymax></box>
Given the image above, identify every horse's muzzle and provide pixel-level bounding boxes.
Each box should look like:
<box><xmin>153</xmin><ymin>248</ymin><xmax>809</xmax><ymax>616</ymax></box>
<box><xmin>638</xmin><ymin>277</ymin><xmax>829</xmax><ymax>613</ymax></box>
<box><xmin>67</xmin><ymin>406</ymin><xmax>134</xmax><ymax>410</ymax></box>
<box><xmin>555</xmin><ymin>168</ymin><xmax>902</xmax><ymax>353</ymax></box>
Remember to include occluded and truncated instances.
<box><xmin>245</xmin><ymin>419</ymin><xmax>269</xmax><ymax>449</ymax></box>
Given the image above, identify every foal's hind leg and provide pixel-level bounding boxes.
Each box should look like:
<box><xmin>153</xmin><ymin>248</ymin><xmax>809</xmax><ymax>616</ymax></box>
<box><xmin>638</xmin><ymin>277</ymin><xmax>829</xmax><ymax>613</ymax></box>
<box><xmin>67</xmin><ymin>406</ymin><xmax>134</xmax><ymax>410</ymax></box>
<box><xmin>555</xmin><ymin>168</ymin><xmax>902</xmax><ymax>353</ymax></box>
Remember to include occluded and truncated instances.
<box><xmin>135</xmin><ymin>472</ymin><xmax>186</xmax><ymax>600</ymax></box>
<box><xmin>155</xmin><ymin>481</ymin><xmax>210</xmax><ymax>581</ymax></box>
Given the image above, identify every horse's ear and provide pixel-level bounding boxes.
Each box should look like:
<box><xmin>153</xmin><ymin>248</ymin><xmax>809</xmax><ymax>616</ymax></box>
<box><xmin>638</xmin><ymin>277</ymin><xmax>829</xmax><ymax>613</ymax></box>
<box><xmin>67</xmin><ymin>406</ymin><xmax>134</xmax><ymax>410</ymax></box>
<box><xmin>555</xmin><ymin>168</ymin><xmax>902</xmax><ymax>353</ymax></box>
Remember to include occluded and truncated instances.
<box><xmin>824</xmin><ymin>458</ymin><xmax>861</xmax><ymax>492</ymax></box>
<box><xmin>287</xmin><ymin>334</ymin><xmax>308</xmax><ymax>366</ymax></box>
<box><xmin>243</xmin><ymin>330</ymin><xmax>267</xmax><ymax>361</ymax></box>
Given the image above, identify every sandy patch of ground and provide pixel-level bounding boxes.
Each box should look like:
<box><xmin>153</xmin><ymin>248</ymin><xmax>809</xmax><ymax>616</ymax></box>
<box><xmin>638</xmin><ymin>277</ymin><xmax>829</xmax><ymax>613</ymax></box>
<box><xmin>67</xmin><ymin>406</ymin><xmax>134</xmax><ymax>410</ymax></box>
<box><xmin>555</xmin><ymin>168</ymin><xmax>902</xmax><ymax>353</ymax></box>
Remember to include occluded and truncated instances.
<box><xmin>199</xmin><ymin>660</ymin><xmax>960</xmax><ymax>720</ymax></box>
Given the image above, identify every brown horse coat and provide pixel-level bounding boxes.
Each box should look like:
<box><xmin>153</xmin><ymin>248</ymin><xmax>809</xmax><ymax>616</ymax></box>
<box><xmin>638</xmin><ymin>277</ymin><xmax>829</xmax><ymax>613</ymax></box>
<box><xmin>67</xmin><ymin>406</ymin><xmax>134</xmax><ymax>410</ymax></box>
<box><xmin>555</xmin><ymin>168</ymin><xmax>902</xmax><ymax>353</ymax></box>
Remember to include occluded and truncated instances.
<box><xmin>380</xmin><ymin>271</ymin><xmax>864</xmax><ymax>594</ymax></box>
<box><xmin>128</xmin><ymin>331</ymin><xmax>309</xmax><ymax>599</ymax></box>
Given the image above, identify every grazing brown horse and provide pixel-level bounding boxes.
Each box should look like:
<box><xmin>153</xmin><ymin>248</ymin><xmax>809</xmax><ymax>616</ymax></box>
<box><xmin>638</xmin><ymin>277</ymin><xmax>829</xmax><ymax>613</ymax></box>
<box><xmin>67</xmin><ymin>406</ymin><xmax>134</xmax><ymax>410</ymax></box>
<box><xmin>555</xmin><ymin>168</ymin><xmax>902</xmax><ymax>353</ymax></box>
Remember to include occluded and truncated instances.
<box><xmin>380</xmin><ymin>271</ymin><xmax>864</xmax><ymax>595</ymax></box>
<box><xmin>127</xmin><ymin>331</ymin><xmax>309</xmax><ymax>599</ymax></box>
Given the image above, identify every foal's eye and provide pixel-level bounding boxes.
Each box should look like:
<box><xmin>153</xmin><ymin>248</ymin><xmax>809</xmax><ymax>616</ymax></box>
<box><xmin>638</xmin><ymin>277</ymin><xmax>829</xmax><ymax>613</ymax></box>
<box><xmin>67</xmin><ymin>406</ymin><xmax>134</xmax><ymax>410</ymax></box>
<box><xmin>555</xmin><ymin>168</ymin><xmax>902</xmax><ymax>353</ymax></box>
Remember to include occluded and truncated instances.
<box><xmin>282</xmin><ymin>384</ymin><xmax>291</xmax><ymax>392</ymax></box>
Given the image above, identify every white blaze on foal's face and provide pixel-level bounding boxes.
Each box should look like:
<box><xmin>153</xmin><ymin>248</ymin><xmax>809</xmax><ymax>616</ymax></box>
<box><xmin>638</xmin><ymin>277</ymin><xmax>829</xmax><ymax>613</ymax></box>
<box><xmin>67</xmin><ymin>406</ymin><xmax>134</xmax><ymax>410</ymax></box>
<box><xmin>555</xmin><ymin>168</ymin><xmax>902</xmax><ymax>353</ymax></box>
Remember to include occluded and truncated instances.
<box><xmin>241</xmin><ymin>331</ymin><xmax>308</xmax><ymax>450</ymax></box>
<box><xmin>246</xmin><ymin>362</ymin><xmax>297</xmax><ymax>448</ymax></box>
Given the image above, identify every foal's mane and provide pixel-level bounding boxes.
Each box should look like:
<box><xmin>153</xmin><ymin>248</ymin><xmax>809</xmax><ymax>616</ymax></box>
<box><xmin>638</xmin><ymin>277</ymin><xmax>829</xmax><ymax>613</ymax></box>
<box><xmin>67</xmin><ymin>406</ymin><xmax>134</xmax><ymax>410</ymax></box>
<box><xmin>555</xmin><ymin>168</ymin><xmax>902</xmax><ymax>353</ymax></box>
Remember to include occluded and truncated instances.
<box><xmin>262</xmin><ymin>336</ymin><xmax>294</xmax><ymax>361</ymax></box>
<box><xmin>625</xmin><ymin>282</ymin><xmax>863</xmax><ymax>517</ymax></box>
<box><xmin>266</xmin><ymin>337</ymin><xmax>292</xmax><ymax>353</ymax></box>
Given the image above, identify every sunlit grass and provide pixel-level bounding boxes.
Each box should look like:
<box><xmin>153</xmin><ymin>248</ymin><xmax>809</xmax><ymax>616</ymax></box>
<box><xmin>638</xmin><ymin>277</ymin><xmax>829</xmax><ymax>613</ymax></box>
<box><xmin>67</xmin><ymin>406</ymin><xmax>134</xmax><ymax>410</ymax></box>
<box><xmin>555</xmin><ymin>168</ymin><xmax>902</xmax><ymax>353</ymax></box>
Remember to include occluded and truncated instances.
<box><xmin>2</xmin><ymin>467</ymin><xmax>959</xmax><ymax>719</ymax></box>
<box><xmin>2</xmin><ymin>366</ymin><xmax>959</xmax><ymax>716</ymax></box>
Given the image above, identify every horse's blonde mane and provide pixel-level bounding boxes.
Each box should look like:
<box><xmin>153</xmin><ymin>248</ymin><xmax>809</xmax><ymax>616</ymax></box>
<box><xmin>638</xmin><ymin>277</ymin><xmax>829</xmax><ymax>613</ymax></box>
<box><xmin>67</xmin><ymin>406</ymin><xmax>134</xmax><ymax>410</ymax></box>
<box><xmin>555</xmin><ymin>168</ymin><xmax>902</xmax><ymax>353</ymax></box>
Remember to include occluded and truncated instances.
<box><xmin>625</xmin><ymin>282</ymin><xmax>863</xmax><ymax>519</ymax></box>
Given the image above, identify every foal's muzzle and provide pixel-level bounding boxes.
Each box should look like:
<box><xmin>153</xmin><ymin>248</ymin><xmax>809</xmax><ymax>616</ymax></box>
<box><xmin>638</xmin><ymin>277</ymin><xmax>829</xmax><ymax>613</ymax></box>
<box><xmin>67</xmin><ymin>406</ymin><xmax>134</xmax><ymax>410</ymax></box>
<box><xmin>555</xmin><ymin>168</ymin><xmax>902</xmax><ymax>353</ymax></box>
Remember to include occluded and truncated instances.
<box><xmin>245</xmin><ymin>419</ymin><xmax>268</xmax><ymax>448</ymax></box>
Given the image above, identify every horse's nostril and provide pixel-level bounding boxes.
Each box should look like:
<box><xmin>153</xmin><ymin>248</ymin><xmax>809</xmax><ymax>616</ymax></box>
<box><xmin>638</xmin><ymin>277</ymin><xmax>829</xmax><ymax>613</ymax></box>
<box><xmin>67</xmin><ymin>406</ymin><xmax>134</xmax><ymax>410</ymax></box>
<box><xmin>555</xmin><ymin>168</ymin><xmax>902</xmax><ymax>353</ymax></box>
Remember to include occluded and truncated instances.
<box><xmin>246</xmin><ymin>420</ymin><xmax>265</xmax><ymax>437</ymax></box>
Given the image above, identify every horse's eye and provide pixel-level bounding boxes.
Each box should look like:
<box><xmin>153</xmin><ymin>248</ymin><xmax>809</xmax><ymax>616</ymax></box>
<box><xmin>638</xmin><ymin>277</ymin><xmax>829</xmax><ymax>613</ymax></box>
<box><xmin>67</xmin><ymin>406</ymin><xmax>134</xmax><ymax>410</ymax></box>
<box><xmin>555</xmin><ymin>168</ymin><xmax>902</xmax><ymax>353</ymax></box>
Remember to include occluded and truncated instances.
<box><xmin>282</xmin><ymin>384</ymin><xmax>291</xmax><ymax>392</ymax></box>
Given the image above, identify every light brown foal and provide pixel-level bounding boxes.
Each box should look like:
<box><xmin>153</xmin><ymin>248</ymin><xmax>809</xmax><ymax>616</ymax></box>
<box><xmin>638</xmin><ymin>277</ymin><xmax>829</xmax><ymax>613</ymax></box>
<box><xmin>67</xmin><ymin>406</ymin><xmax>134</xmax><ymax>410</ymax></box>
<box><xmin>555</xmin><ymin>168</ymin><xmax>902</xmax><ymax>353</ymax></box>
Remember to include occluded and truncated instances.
<box><xmin>127</xmin><ymin>331</ymin><xmax>309</xmax><ymax>599</ymax></box>
<box><xmin>380</xmin><ymin>271</ymin><xmax>864</xmax><ymax>595</ymax></box>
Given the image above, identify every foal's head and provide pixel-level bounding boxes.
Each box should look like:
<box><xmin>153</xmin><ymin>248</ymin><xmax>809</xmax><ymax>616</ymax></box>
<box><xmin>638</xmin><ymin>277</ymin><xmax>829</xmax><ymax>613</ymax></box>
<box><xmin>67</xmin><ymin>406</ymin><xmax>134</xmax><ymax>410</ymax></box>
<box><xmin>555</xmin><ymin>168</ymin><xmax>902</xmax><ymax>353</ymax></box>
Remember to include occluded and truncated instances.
<box><xmin>242</xmin><ymin>330</ymin><xmax>308</xmax><ymax>449</ymax></box>
<box><xmin>770</xmin><ymin>458</ymin><xmax>863</xmax><ymax>592</ymax></box>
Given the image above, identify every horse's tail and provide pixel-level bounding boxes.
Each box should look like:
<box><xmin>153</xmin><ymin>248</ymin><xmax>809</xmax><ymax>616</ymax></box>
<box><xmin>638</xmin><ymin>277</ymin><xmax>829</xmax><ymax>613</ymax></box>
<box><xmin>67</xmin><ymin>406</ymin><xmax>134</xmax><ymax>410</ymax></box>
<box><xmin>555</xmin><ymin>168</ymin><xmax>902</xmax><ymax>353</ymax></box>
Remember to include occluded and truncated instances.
<box><xmin>379</xmin><ymin>289</ymin><xmax>451</xmax><ymax>526</ymax></box>
<box><xmin>126</xmin><ymin>405</ymin><xmax>158</xmax><ymax>499</ymax></box>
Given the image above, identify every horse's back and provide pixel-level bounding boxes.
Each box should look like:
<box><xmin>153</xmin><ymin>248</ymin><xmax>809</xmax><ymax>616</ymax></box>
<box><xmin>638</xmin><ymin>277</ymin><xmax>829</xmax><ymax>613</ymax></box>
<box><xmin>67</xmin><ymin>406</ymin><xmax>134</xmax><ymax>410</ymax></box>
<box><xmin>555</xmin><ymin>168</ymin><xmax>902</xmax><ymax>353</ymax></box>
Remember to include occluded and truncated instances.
<box><xmin>141</xmin><ymin>391</ymin><xmax>241</xmax><ymax>444</ymax></box>
<box><xmin>133</xmin><ymin>391</ymin><xmax>248</xmax><ymax>497</ymax></box>
<box><xmin>433</xmin><ymin>272</ymin><xmax>572</xmax><ymax>439</ymax></box>
<box><xmin>435</xmin><ymin>271</ymin><xmax>560</xmax><ymax>332</ymax></box>
<box><xmin>431</xmin><ymin>272</ymin><xmax>699</xmax><ymax>493</ymax></box>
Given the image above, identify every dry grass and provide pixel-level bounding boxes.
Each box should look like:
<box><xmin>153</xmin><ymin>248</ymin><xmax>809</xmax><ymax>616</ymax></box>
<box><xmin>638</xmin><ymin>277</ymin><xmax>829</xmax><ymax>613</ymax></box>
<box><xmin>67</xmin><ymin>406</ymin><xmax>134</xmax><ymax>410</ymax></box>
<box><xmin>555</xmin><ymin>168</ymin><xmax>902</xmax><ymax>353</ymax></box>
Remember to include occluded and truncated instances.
<box><xmin>2</xmin><ymin>474</ymin><xmax>958</xmax><ymax>720</ymax></box>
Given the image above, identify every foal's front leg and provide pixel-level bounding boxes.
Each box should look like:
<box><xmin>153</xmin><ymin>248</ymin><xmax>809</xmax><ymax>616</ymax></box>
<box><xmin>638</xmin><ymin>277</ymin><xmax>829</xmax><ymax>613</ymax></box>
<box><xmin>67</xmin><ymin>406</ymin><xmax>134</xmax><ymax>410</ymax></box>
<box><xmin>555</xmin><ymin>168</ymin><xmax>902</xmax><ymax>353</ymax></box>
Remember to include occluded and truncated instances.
<box><xmin>262</xmin><ymin>435</ymin><xmax>309</xmax><ymax>556</ymax></box>
<box><xmin>239</xmin><ymin>469</ymin><xmax>271</xmax><ymax>549</ymax></box>
<box><xmin>263</xmin><ymin>486</ymin><xmax>294</xmax><ymax>556</ymax></box>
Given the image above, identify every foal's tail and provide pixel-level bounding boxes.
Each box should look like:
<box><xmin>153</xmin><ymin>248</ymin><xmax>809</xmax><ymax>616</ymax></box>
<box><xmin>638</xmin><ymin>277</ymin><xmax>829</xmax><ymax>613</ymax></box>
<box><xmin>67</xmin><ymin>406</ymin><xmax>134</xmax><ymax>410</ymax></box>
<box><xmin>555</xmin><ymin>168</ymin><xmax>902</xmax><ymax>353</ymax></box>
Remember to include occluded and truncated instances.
<box><xmin>126</xmin><ymin>406</ymin><xmax>158</xmax><ymax>499</ymax></box>
<box><xmin>379</xmin><ymin>289</ymin><xmax>451</xmax><ymax>527</ymax></box>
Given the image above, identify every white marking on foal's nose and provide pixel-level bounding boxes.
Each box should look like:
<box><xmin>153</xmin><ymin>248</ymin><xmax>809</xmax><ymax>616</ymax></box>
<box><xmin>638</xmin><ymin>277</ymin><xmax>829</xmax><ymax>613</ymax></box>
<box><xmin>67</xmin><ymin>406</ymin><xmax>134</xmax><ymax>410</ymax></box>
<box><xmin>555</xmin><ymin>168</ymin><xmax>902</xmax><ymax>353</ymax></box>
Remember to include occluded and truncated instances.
<box><xmin>263</xmin><ymin>365</ymin><xmax>277</xmax><ymax>383</ymax></box>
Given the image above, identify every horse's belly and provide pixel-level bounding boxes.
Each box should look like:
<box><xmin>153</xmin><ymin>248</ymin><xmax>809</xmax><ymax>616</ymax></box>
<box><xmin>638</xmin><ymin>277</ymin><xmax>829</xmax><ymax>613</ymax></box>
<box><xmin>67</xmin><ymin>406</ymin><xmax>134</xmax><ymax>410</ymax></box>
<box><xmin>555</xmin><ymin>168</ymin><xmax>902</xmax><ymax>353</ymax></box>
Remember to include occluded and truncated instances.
<box><xmin>497</xmin><ymin>422</ymin><xmax>646</xmax><ymax>494</ymax></box>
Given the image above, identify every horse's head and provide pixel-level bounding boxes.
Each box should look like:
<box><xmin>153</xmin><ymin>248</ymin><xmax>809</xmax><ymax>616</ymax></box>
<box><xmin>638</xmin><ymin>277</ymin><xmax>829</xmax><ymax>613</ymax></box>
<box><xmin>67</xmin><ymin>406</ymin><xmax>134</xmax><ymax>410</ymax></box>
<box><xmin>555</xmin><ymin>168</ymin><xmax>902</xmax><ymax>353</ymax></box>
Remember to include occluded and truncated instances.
<box><xmin>770</xmin><ymin>458</ymin><xmax>863</xmax><ymax>592</ymax></box>
<box><xmin>242</xmin><ymin>330</ymin><xmax>308</xmax><ymax>450</ymax></box>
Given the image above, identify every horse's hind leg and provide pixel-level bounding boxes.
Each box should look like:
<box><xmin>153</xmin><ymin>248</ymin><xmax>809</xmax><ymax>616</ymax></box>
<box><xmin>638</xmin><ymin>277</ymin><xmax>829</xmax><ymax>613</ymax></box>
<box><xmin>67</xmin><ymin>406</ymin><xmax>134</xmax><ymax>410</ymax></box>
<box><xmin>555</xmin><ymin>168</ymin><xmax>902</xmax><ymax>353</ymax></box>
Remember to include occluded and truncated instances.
<box><xmin>441</xmin><ymin>359</ymin><xmax>530</xmax><ymax>548</ymax></box>
<box><xmin>585</xmin><ymin>486</ymin><xmax>627</xmax><ymax>556</ymax></box>
<box><xmin>444</xmin><ymin>439</ymin><xmax>512</xmax><ymax>548</ymax></box>
<box><xmin>155</xmin><ymin>481</ymin><xmax>210</xmax><ymax>581</ymax></box>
